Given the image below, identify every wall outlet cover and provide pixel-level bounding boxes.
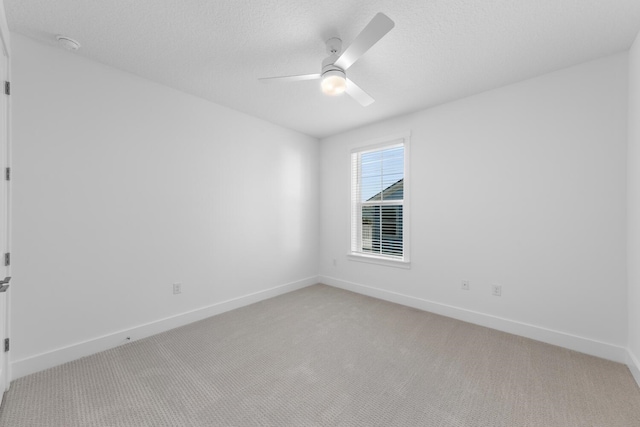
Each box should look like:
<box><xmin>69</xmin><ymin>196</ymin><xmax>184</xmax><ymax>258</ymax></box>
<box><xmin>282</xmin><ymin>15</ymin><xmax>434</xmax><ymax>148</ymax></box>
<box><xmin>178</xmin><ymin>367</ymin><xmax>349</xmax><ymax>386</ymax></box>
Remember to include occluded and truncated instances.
<box><xmin>173</xmin><ymin>283</ymin><xmax>182</xmax><ymax>294</ymax></box>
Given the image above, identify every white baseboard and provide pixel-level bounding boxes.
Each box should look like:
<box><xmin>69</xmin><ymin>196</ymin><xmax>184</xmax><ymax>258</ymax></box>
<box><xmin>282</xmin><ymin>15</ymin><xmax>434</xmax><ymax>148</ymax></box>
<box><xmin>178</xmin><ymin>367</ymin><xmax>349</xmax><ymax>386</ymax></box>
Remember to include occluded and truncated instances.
<box><xmin>627</xmin><ymin>350</ymin><xmax>640</xmax><ymax>388</ymax></box>
<box><xmin>11</xmin><ymin>276</ymin><xmax>318</xmax><ymax>380</ymax></box>
<box><xmin>320</xmin><ymin>275</ymin><xmax>627</xmax><ymax>364</ymax></box>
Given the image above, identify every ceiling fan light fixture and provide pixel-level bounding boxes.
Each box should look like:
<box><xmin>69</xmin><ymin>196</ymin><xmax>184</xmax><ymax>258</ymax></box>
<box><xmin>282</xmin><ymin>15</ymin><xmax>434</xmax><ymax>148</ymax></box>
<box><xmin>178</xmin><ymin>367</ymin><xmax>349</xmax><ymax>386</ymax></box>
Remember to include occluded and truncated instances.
<box><xmin>321</xmin><ymin>70</ymin><xmax>346</xmax><ymax>96</ymax></box>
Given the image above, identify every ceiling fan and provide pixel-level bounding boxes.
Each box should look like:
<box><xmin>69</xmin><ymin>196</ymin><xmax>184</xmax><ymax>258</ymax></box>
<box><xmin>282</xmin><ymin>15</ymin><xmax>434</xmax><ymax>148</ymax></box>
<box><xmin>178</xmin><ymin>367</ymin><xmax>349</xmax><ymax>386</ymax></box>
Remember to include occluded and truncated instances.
<box><xmin>259</xmin><ymin>13</ymin><xmax>395</xmax><ymax>107</ymax></box>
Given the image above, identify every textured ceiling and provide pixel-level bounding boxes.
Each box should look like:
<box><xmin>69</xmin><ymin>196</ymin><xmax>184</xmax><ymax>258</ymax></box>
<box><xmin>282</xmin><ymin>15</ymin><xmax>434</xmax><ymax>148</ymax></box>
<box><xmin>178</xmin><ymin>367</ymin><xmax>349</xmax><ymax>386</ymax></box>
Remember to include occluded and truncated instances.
<box><xmin>5</xmin><ymin>0</ymin><xmax>640</xmax><ymax>139</ymax></box>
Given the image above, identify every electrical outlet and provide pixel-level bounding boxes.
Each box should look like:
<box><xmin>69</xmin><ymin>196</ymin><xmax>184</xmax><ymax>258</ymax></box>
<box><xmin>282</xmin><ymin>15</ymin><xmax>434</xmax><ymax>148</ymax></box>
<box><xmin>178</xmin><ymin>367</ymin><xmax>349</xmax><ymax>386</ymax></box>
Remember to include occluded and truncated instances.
<box><xmin>173</xmin><ymin>283</ymin><xmax>182</xmax><ymax>295</ymax></box>
<box><xmin>492</xmin><ymin>285</ymin><xmax>502</xmax><ymax>296</ymax></box>
<box><xmin>461</xmin><ymin>280</ymin><xmax>470</xmax><ymax>290</ymax></box>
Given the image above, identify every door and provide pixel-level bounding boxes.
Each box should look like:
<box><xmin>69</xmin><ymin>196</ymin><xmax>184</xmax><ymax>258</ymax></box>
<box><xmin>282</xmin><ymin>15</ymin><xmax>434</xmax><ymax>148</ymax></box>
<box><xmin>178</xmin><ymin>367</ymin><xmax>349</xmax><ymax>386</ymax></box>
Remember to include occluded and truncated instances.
<box><xmin>0</xmin><ymin>0</ymin><xmax>11</xmax><ymax>401</ymax></box>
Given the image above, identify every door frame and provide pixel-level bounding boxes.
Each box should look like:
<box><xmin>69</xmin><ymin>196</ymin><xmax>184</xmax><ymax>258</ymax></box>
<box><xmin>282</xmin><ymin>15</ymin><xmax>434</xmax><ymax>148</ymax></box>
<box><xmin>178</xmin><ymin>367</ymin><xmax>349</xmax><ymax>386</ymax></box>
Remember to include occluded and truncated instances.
<box><xmin>0</xmin><ymin>0</ymin><xmax>12</xmax><ymax>393</ymax></box>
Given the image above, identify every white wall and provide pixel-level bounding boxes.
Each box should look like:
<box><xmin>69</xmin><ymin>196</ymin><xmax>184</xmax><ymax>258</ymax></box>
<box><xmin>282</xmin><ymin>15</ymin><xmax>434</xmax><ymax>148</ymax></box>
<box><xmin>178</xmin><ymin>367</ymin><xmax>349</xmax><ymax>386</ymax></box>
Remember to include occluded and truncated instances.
<box><xmin>320</xmin><ymin>54</ymin><xmax>629</xmax><ymax>361</ymax></box>
<box><xmin>11</xmin><ymin>34</ymin><xmax>319</xmax><ymax>377</ymax></box>
<box><xmin>628</xmin><ymin>32</ymin><xmax>640</xmax><ymax>381</ymax></box>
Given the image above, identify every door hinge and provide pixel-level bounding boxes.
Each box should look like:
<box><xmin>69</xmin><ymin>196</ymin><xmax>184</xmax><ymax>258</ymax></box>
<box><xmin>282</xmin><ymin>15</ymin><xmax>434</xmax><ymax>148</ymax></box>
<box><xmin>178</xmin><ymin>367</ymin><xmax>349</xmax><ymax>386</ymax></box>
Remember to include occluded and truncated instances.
<box><xmin>4</xmin><ymin>81</ymin><xmax>9</xmax><ymax>96</ymax></box>
<box><xmin>3</xmin><ymin>253</ymin><xmax>9</xmax><ymax>267</ymax></box>
<box><xmin>4</xmin><ymin>338</ymin><xmax>9</xmax><ymax>352</ymax></box>
<box><xmin>5</xmin><ymin>167</ymin><xmax>9</xmax><ymax>181</ymax></box>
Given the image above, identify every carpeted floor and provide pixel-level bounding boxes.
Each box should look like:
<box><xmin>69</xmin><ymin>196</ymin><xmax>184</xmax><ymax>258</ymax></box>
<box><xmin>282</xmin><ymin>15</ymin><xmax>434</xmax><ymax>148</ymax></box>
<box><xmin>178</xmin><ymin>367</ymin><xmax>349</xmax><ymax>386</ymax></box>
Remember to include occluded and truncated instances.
<box><xmin>0</xmin><ymin>284</ymin><xmax>638</xmax><ymax>426</ymax></box>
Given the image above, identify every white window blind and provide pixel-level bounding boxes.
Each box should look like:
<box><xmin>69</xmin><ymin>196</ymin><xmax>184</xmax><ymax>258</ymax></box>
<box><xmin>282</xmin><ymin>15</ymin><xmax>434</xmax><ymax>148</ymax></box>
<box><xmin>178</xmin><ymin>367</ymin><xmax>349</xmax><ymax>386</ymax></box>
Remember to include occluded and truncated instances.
<box><xmin>351</xmin><ymin>137</ymin><xmax>408</xmax><ymax>262</ymax></box>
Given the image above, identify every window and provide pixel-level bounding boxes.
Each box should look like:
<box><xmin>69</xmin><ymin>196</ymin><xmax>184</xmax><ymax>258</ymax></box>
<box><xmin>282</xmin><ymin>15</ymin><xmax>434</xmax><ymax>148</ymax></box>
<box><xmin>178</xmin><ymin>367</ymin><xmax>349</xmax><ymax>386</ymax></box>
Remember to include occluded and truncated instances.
<box><xmin>351</xmin><ymin>134</ymin><xmax>410</xmax><ymax>265</ymax></box>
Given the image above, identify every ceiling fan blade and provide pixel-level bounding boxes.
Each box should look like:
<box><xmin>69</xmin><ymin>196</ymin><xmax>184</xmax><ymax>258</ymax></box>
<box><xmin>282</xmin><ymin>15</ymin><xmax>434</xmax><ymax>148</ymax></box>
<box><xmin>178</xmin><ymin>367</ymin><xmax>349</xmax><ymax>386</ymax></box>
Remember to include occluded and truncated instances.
<box><xmin>334</xmin><ymin>13</ymin><xmax>395</xmax><ymax>70</ymax></box>
<box><xmin>258</xmin><ymin>73</ymin><xmax>321</xmax><ymax>83</ymax></box>
<box><xmin>346</xmin><ymin>79</ymin><xmax>375</xmax><ymax>107</ymax></box>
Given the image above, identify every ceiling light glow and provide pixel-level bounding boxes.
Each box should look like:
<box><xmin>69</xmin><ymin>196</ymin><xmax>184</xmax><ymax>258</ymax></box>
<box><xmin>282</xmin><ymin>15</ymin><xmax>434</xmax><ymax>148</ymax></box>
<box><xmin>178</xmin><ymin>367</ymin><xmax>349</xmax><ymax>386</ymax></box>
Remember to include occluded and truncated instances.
<box><xmin>321</xmin><ymin>70</ymin><xmax>346</xmax><ymax>96</ymax></box>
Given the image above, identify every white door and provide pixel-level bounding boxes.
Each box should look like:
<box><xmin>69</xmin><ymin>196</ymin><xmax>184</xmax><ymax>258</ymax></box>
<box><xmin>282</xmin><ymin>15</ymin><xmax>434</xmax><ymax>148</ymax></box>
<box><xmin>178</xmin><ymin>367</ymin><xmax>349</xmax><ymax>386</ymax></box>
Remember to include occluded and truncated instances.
<box><xmin>0</xmin><ymin>0</ymin><xmax>11</xmax><ymax>401</ymax></box>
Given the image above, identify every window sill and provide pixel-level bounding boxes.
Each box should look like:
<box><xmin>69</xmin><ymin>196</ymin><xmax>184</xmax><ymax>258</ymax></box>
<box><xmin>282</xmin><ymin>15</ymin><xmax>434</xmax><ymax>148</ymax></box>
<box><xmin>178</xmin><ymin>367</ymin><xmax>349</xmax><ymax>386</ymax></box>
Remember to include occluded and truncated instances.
<box><xmin>347</xmin><ymin>253</ymin><xmax>411</xmax><ymax>269</ymax></box>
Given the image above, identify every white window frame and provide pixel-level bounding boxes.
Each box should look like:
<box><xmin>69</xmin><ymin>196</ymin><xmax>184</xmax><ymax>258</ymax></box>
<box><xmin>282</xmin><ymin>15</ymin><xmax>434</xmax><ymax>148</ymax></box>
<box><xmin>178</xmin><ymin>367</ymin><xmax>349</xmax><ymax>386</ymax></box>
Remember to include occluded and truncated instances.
<box><xmin>349</xmin><ymin>132</ymin><xmax>411</xmax><ymax>269</ymax></box>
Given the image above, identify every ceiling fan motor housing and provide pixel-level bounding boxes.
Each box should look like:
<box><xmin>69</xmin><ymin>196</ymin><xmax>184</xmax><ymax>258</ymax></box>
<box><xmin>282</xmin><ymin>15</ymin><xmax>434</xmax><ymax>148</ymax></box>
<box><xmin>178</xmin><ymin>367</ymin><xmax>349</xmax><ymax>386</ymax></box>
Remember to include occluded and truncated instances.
<box><xmin>321</xmin><ymin>61</ymin><xmax>345</xmax><ymax>77</ymax></box>
<box><xmin>322</xmin><ymin>68</ymin><xmax>346</xmax><ymax>81</ymax></box>
<box><xmin>320</xmin><ymin>53</ymin><xmax>347</xmax><ymax>79</ymax></box>
<box><xmin>322</xmin><ymin>54</ymin><xmax>343</xmax><ymax>71</ymax></box>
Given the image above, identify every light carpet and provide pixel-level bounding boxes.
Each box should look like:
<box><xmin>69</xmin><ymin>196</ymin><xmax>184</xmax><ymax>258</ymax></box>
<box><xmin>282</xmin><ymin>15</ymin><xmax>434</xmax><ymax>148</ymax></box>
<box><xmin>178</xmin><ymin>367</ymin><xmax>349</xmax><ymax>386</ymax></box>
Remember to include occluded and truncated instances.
<box><xmin>0</xmin><ymin>284</ymin><xmax>638</xmax><ymax>426</ymax></box>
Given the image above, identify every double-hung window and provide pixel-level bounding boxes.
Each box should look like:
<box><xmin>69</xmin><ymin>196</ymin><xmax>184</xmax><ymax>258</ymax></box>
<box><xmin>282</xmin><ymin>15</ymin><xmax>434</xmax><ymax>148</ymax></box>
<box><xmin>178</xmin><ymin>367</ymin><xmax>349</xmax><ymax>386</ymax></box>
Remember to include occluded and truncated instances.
<box><xmin>350</xmin><ymin>134</ymin><xmax>410</xmax><ymax>265</ymax></box>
